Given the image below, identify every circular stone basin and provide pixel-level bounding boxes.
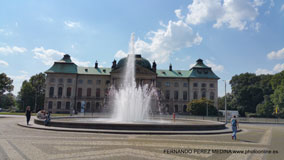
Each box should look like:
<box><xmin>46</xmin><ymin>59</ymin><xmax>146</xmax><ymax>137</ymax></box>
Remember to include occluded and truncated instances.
<box><xmin>34</xmin><ymin>117</ymin><xmax>226</xmax><ymax>131</ymax></box>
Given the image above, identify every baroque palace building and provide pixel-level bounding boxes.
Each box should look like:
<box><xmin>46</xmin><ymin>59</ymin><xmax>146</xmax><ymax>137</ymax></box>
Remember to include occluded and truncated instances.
<box><xmin>44</xmin><ymin>54</ymin><xmax>219</xmax><ymax>114</ymax></box>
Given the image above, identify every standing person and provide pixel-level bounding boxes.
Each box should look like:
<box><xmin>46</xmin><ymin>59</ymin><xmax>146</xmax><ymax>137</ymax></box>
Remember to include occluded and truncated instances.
<box><xmin>231</xmin><ymin>115</ymin><xmax>239</xmax><ymax>140</ymax></box>
<box><xmin>25</xmin><ymin>106</ymin><xmax>31</xmax><ymax>125</ymax></box>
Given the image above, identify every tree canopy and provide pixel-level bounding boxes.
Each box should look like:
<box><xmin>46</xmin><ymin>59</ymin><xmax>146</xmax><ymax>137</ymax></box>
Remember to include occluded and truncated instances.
<box><xmin>0</xmin><ymin>73</ymin><xmax>14</xmax><ymax>95</ymax></box>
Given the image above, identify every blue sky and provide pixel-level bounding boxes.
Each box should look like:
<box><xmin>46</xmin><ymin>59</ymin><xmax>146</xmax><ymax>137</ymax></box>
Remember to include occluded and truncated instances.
<box><xmin>0</xmin><ymin>0</ymin><xmax>284</xmax><ymax>96</ymax></box>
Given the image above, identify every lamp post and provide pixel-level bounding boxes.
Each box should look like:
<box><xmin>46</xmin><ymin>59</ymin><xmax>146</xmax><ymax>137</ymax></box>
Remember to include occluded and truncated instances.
<box><xmin>223</xmin><ymin>80</ymin><xmax>227</xmax><ymax>124</ymax></box>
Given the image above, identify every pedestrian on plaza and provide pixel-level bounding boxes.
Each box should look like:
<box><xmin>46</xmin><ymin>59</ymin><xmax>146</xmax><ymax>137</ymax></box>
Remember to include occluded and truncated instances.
<box><xmin>231</xmin><ymin>115</ymin><xmax>239</xmax><ymax>140</ymax></box>
<box><xmin>25</xmin><ymin>106</ymin><xmax>31</xmax><ymax>125</ymax></box>
<box><xmin>44</xmin><ymin>112</ymin><xmax>51</xmax><ymax>126</ymax></box>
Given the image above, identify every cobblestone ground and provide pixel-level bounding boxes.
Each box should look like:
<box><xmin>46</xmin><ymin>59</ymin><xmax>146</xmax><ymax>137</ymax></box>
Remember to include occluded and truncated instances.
<box><xmin>0</xmin><ymin>116</ymin><xmax>283</xmax><ymax>160</ymax></box>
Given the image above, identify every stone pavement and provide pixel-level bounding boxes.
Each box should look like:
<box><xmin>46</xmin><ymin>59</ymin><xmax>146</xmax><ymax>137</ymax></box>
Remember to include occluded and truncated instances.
<box><xmin>0</xmin><ymin>116</ymin><xmax>283</xmax><ymax>160</ymax></box>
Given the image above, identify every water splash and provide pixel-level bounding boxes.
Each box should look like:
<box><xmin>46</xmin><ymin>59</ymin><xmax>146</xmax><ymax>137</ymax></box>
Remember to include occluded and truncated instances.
<box><xmin>110</xmin><ymin>33</ymin><xmax>156</xmax><ymax>122</ymax></box>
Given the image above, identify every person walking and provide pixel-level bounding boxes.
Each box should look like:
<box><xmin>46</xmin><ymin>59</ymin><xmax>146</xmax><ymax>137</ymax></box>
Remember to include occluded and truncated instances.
<box><xmin>25</xmin><ymin>106</ymin><xmax>32</xmax><ymax>125</ymax></box>
<box><xmin>231</xmin><ymin>115</ymin><xmax>239</xmax><ymax>140</ymax></box>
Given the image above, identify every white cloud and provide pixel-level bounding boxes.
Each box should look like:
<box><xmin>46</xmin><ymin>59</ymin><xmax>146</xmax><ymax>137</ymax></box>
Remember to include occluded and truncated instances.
<box><xmin>175</xmin><ymin>9</ymin><xmax>184</xmax><ymax>19</ymax></box>
<box><xmin>32</xmin><ymin>47</ymin><xmax>90</xmax><ymax>67</ymax></box>
<box><xmin>64</xmin><ymin>21</ymin><xmax>81</xmax><ymax>28</ymax></box>
<box><xmin>267</xmin><ymin>48</ymin><xmax>284</xmax><ymax>60</ymax></box>
<box><xmin>175</xmin><ymin>56</ymin><xmax>190</xmax><ymax>62</ymax></box>
<box><xmin>134</xmin><ymin>20</ymin><xmax>202</xmax><ymax>64</ymax></box>
<box><xmin>253</xmin><ymin>22</ymin><xmax>261</xmax><ymax>32</ymax></box>
<box><xmin>0</xmin><ymin>60</ymin><xmax>8</xmax><ymax>66</ymax></box>
<box><xmin>281</xmin><ymin>4</ymin><xmax>284</xmax><ymax>12</ymax></box>
<box><xmin>0</xmin><ymin>28</ymin><xmax>13</xmax><ymax>36</ymax></box>
<box><xmin>273</xmin><ymin>63</ymin><xmax>284</xmax><ymax>72</ymax></box>
<box><xmin>205</xmin><ymin>59</ymin><xmax>224</xmax><ymax>72</ymax></box>
<box><xmin>0</xmin><ymin>46</ymin><xmax>27</xmax><ymax>55</ymax></box>
<box><xmin>114</xmin><ymin>50</ymin><xmax>128</xmax><ymax>59</ymax></box>
<box><xmin>185</xmin><ymin>0</ymin><xmax>260</xmax><ymax>31</ymax></box>
<box><xmin>253</xmin><ymin>0</ymin><xmax>264</xmax><ymax>7</ymax></box>
<box><xmin>255</xmin><ymin>68</ymin><xmax>273</xmax><ymax>75</ymax></box>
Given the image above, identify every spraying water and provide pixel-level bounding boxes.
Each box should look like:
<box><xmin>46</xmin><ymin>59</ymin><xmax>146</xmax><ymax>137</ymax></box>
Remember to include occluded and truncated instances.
<box><xmin>111</xmin><ymin>33</ymin><xmax>156</xmax><ymax>122</ymax></box>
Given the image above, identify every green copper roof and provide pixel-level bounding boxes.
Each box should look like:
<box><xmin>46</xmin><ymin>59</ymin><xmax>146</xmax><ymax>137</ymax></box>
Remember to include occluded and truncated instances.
<box><xmin>77</xmin><ymin>67</ymin><xmax>111</xmax><ymax>75</ymax></box>
<box><xmin>45</xmin><ymin>55</ymin><xmax>219</xmax><ymax>79</ymax></box>
<box><xmin>115</xmin><ymin>54</ymin><xmax>152</xmax><ymax>71</ymax></box>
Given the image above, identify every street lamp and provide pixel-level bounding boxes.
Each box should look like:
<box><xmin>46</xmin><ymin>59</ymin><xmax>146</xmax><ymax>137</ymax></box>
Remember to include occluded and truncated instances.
<box><xmin>223</xmin><ymin>80</ymin><xmax>227</xmax><ymax>124</ymax></box>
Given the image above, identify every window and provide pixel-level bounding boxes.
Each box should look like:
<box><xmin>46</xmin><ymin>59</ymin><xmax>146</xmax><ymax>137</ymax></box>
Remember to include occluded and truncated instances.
<box><xmin>194</xmin><ymin>91</ymin><xmax>198</xmax><ymax>99</ymax></box>
<box><xmin>67</xmin><ymin>87</ymin><xmax>72</xmax><ymax>97</ymax></box>
<box><xmin>78</xmin><ymin>79</ymin><xmax>83</xmax><ymax>84</ymax></box>
<box><xmin>165</xmin><ymin>82</ymin><xmax>170</xmax><ymax>87</ymax></box>
<box><xmin>87</xmin><ymin>80</ymin><xmax>93</xmax><ymax>84</ymax></box>
<box><xmin>50</xmin><ymin>78</ymin><xmax>55</xmax><ymax>83</ymax></box>
<box><xmin>86</xmin><ymin>102</ymin><xmax>90</xmax><ymax>112</ymax></box>
<box><xmin>96</xmin><ymin>102</ymin><xmax>100</xmax><ymax>110</ymax></box>
<box><xmin>174</xmin><ymin>91</ymin><xmax>179</xmax><ymax>100</ymax></box>
<box><xmin>57</xmin><ymin>101</ymin><xmax>61</xmax><ymax>109</ymax></box>
<box><xmin>49</xmin><ymin>87</ymin><xmax>54</xmax><ymax>97</ymax></box>
<box><xmin>193</xmin><ymin>83</ymin><xmax>198</xmax><ymax>87</ymax></box>
<box><xmin>87</xmin><ymin>88</ymin><xmax>92</xmax><ymax>97</ymax></box>
<box><xmin>174</xmin><ymin>105</ymin><xmax>178</xmax><ymax>113</ymax></box>
<box><xmin>156</xmin><ymin>82</ymin><xmax>161</xmax><ymax>87</ymax></box>
<box><xmin>183</xmin><ymin>83</ymin><xmax>188</xmax><ymax>87</ymax></box>
<box><xmin>66</xmin><ymin>102</ymin><xmax>70</xmax><ymax>110</ymax></box>
<box><xmin>48</xmin><ymin>101</ymin><xmax>53</xmax><ymax>109</ymax></box>
<box><xmin>174</xmin><ymin>82</ymin><xmax>179</xmax><ymax>87</ymax></box>
<box><xmin>165</xmin><ymin>90</ymin><xmax>170</xmax><ymax>100</ymax></box>
<box><xmin>183</xmin><ymin>91</ymin><xmax>187</xmax><ymax>100</ymax></box>
<box><xmin>183</xmin><ymin>105</ymin><xmax>187</xmax><ymax>112</ymax></box>
<box><xmin>210</xmin><ymin>83</ymin><xmax>214</xmax><ymax>88</ymax></box>
<box><xmin>58</xmin><ymin>78</ymin><xmax>63</xmax><ymax>83</ymax></box>
<box><xmin>96</xmin><ymin>80</ymin><xmax>101</xmax><ymax>85</ymax></box>
<box><xmin>67</xmin><ymin>78</ymin><xmax>72</xmax><ymax>83</ymax></box>
<box><xmin>77</xmin><ymin>102</ymin><xmax>81</xmax><ymax>112</ymax></box>
<box><xmin>78</xmin><ymin>88</ymin><xmax>82</xmax><ymax>97</ymax></box>
<box><xmin>202</xmin><ymin>89</ymin><xmax>206</xmax><ymax>98</ymax></box>
<box><xmin>210</xmin><ymin>92</ymin><xmax>215</xmax><ymax>100</ymax></box>
<box><xmin>96</xmin><ymin>88</ymin><xmax>100</xmax><ymax>98</ymax></box>
<box><xmin>58</xmin><ymin>87</ymin><xmax>63</xmax><ymax>97</ymax></box>
<box><xmin>202</xmin><ymin>83</ymin><xmax>206</xmax><ymax>88</ymax></box>
<box><xmin>106</xmin><ymin>80</ymin><xmax>110</xmax><ymax>85</ymax></box>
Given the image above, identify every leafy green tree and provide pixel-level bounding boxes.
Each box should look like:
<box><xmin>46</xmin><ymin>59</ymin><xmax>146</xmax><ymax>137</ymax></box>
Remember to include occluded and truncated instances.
<box><xmin>270</xmin><ymin>85</ymin><xmax>284</xmax><ymax>118</ymax></box>
<box><xmin>0</xmin><ymin>93</ymin><xmax>16</xmax><ymax>109</ymax></box>
<box><xmin>187</xmin><ymin>98</ymin><xmax>218</xmax><ymax>116</ymax></box>
<box><xmin>0</xmin><ymin>73</ymin><xmax>14</xmax><ymax>95</ymax></box>
<box><xmin>256</xmin><ymin>95</ymin><xmax>274</xmax><ymax>117</ymax></box>
<box><xmin>17</xmin><ymin>72</ymin><xmax>46</xmax><ymax>112</ymax></box>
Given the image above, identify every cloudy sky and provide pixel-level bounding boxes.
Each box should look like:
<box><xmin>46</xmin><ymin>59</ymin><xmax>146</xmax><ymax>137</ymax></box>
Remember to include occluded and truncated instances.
<box><xmin>0</xmin><ymin>0</ymin><xmax>284</xmax><ymax>96</ymax></box>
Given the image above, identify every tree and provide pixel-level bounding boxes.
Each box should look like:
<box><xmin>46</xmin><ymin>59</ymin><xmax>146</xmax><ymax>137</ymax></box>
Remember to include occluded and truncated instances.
<box><xmin>17</xmin><ymin>72</ymin><xmax>46</xmax><ymax>112</ymax></box>
<box><xmin>0</xmin><ymin>93</ymin><xmax>16</xmax><ymax>109</ymax></box>
<box><xmin>187</xmin><ymin>98</ymin><xmax>218</xmax><ymax>116</ymax></box>
<box><xmin>256</xmin><ymin>95</ymin><xmax>274</xmax><ymax>117</ymax></box>
<box><xmin>0</xmin><ymin>73</ymin><xmax>14</xmax><ymax>95</ymax></box>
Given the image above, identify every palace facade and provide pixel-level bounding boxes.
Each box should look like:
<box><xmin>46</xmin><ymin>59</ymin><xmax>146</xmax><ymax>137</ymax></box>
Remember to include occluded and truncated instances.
<box><xmin>44</xmin><ymin>54</ymin><xmax>219</xmax><ymax>114</ymax></box>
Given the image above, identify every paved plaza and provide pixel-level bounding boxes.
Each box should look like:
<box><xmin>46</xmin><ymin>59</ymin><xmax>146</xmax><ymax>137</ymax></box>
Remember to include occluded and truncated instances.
<box><xmin>0</xmin><ymin>116</ymin><xmax>283</xmax><ymax>160</ymax></box>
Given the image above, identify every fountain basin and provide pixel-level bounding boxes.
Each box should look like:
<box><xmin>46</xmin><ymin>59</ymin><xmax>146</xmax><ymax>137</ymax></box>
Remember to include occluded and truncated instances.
<box><xmin>34</xmin><ymin>117</ymin><xmax>226</xmax><ymax>131</ymax></box>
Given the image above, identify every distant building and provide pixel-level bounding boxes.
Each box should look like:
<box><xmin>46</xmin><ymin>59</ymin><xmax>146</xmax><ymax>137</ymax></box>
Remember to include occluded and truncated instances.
<box><xmin>44</xmin><ymin>54</ymin><xmax>219</xmax><ymax>114</ymax></box>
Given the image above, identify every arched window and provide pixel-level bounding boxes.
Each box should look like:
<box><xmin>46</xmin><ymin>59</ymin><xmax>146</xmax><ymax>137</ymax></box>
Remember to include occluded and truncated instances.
<box><xmin>65</xmin><ymin>102</ymin><xmax>70</xmax><ymax>110</ymax></box>
<box><xmin>95</xmin><ymin>102</ymin><xmax>100</xmax><ymax>111</ymax></box>
<box><xmin>57</xmin><ymin>101</ymin><xmax>61</xmax><ymax>109</ymax></box>
<box><xmin>77</xmin><ymin>102</ymin><xmax>81</xmax><ymax>112</ymax></box>
<box><xmin>49</xmin><ymin>87</ymin><xmax>54</xmax><ymax>97</ymax></box>
<box><xmin>183</xmin><ymin>105</ymin><xmax>187</xmax><ymax>112</ymax></box>
<box><xmin>174</xmin><ymin>105</ymin><xmax>178</xmax><ymax>113</ymax></box>
<box><xmin>87</xmin><ymin>88</ymin><xmax>92</xmax><ymax>97</ymax></box>
<box><xmin>201</xmin><ymin>89</ymin><xmax>206</xmax><ymax>98</ymax></box>
<box><xmin>210</xmin><ymin>92</ymin><xmax>215</xmax><ymax>100</ymax></box>
<box><xmin>58</xmin><ymin>87</ymin><xmax>63</xmax><ymax>97</ymax></box>
<box><xmin>86</xmin><ymin>102</ymin><xmax>90</xmax><ymax>112</ymax></box>
<box><xmin>48</xmin><ymin>101</ymin><xmax>53</xmax><ymax>109</ymax></box>
<box><xmin>67</xmin><ymin>87</ymin><xmax>72</xmax><ymax>97</ymax></box>
<box><xmin>165</xmin><ymin>104</ymin><xmax>169</xmax><ymax>113</ymax></box>
<box><xmin>193</xmin><ymin>91</ymin><xmax>198</xmax><ymax>99</ymax></box>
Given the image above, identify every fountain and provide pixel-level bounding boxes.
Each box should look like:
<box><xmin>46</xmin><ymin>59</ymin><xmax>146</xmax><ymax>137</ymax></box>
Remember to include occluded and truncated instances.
<box><xmin>111</xmin><ymin>33</ymin><xmax>155</xmax><ymax>122</ymax></box>
<box><xmin>32</xmin><ymin>33</ymin><xmax>226</xmax><ymax>134</ymax></box>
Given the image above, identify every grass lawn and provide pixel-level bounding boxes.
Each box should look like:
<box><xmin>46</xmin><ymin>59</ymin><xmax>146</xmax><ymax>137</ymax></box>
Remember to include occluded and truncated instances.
<box><xmin>0</xmin><ymin>112</ymin><xmax>69</xmax><ymax>117</ymax></box>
